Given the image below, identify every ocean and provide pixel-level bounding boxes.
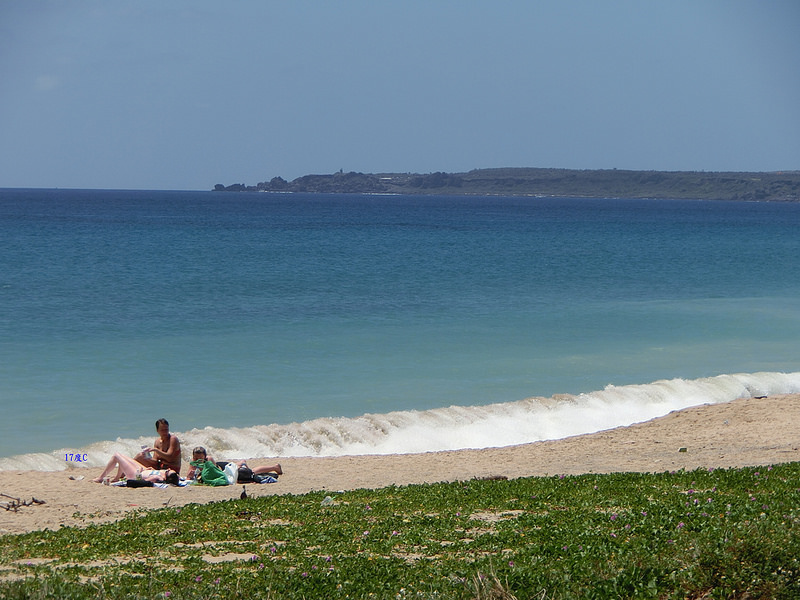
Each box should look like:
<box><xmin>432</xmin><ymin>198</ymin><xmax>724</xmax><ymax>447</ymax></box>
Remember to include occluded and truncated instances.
<box><xmin>1</xmin><ymin>188</ymin><xmax>799</xmax><ymax>471</ymax></box>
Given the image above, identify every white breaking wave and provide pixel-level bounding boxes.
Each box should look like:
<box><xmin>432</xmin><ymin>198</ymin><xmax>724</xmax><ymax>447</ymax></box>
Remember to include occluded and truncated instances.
<box><xmin>3</xmin><ymin>371</ymin><xmax>799</xmax><ymax>472</ymax></box>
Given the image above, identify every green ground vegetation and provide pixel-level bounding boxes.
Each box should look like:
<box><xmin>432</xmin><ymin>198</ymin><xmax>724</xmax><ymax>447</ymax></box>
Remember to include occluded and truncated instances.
<box><xmin>2</xmin><ymin>463</ymin><xmax>800</xmax><ymax>599</ymax></box>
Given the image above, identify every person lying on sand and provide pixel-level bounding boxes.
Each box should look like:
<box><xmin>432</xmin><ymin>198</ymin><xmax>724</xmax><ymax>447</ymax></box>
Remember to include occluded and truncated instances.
<box><xmin>92</xmin><ymin>452</ymin><xmax>180</xmax><ymax>485</ymax></box>
<box><xmin>187</xmin><ymin>446</ymin><xmax>282</xmax><ymax>482</ymax></box>
<box><xmin>134</xmin><ymin>418</ymin><xmax>182</xmax><ymax>474</ymax></box>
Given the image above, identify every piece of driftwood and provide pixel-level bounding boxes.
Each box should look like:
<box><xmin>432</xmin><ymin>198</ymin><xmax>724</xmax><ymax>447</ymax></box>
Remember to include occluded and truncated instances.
<box><xmin>0</xmin><ymin>493</ymin><xmax>46</xmax><ymax>512</ymax></box>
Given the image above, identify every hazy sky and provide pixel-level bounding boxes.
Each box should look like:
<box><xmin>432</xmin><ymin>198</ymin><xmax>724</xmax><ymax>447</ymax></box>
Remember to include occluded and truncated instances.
<box><xmin>1</xmin><ymin>1</ymin><xmax>798</xmax><ymax>190</ymax></box>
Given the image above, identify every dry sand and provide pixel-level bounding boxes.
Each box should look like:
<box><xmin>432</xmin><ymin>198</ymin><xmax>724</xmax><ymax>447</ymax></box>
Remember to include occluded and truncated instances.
<box><xmin>2</xmin><ymin>394</ymin><xmax>799</xmax><ymax>536</ymax></box>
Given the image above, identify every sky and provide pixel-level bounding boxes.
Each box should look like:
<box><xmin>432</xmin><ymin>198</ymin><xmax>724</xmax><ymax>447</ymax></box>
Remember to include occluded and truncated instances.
<box><xmin>1</xmin><ymin>1</ymin><xmax>799</xmax><ymax>191</ymax></box>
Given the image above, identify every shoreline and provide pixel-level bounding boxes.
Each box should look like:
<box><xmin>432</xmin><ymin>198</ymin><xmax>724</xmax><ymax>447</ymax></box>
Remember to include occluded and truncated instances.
<box><xmin>2</xmin><ymin>393</ymin><xmax>798</xmax><ymax>536</ymax></box>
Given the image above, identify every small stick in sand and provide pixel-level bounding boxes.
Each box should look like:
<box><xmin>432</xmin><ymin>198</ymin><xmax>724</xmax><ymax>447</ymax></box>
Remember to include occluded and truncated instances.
<box><xmin>1</xmin><ymin>493</ymin><xmax>46</xmax><ymax>512</ymax></box>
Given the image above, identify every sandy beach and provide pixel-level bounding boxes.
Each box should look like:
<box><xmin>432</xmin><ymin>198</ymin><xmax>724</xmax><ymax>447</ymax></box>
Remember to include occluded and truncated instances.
<box><xmin>2</xmin><ymin>393</ymin><xmax>798</xmax><ymax>536</ymax></box>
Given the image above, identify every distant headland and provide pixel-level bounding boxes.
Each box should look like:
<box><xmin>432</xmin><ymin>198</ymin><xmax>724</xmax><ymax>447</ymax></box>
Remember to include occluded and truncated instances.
<box><xmin>213</xmin><ymin>167</ymin><xmax>800</xmax><ymax>202</ymax></box>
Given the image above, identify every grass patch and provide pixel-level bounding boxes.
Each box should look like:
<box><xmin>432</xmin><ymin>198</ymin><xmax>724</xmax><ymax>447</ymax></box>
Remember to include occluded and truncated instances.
<box><xmin>2</xmin><ymin>464</ymin><xmax>800</xmax><ymax>598</ymax></box>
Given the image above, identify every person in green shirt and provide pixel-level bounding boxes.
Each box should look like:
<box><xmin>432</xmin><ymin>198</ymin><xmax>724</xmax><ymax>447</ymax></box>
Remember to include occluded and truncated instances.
<box><xmin>187</xmin><ymin>446</ymin><xmax>282</xmax><ymax>483</ymax></box>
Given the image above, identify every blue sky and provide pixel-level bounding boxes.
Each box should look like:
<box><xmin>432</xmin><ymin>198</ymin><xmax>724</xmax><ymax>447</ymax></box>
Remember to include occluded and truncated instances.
<box><xmin>1</xmin><ymin>1</ymin><xmax>798</xmax><ymax>190</ymax></box>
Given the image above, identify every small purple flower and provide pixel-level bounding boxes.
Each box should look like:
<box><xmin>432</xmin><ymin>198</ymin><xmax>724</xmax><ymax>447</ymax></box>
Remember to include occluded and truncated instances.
<box><xmin>610</xmin><ymin>513</ymin><xmax>617</xmax><ymax>521</ymax></box>
<box><xmin>301</xmin><ymin>572</ymin><xmax>309</xmax><ymax>578</ymax></box>
<box><xmin>508</xmin><ymin>561</ymin><xmax>515</xmax><ymax>567</ymax></box>
<box><xmin>610</xmin><ymin>533</ymin><xmax>617</xmax><ymax>538</ymax></box>
<box><xmin>362</xmin><ymin>530</ymin><xmax>370</xmax><ymax>537</ymax></box>
<box><xmin>195</xmin><ymin>576</ymin><xmax>202</xmax><ymax>582</ymax></box>
<box><xmin>677</xmin><ymin>522</ymin><xmax>685</xmax><ymax>529</ymax></box>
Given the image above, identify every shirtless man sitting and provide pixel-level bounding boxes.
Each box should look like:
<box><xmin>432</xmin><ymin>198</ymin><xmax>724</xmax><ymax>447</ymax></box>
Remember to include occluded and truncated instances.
<box><xmin>134</xmin><ymin>418</ymin><xmax>182</xmax><ymax>475</ymax></box>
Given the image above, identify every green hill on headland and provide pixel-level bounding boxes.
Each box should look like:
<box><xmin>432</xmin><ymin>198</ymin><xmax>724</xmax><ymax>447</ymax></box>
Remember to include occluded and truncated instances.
<box><xmin>214</xmin><ymin>167</ymin><xmax>800</xmax><ymax>201</ymax></box>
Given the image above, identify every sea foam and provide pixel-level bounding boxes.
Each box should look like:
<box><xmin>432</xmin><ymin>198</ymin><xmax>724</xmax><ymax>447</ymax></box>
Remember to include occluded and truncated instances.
<box><xmin>2</xmin><ymin>371</ymin><xmax>798</xmax><ymax>472</ymax></box>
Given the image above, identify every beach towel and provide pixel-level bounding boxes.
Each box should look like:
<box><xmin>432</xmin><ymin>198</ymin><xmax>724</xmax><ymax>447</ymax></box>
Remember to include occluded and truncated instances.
<box><xmin>253</xmin><ymin>474</ymin><xmax>278</xmax><ymax>484</ymax></box>
<box><xmin>193</xmin><ymin>459</ymin><xmax>229</xmax><ymax>486</ymax></box>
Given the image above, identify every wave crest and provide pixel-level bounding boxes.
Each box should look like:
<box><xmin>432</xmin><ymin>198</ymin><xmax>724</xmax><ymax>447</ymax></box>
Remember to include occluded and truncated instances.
<box><xmin>3</xmin><ymin>371</ymin><xmax>798</xmax><ymax>472</ymax></box>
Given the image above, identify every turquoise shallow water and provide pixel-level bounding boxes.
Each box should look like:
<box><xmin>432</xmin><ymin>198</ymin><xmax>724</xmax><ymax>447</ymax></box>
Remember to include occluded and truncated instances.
<box><xmin>1</xmin><ymin>189</ymin><xmax>799</xmax><ymax>469</ymax></box>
